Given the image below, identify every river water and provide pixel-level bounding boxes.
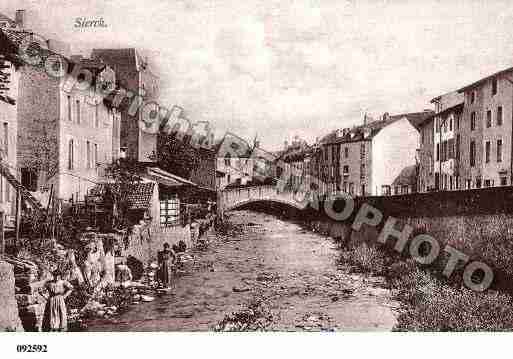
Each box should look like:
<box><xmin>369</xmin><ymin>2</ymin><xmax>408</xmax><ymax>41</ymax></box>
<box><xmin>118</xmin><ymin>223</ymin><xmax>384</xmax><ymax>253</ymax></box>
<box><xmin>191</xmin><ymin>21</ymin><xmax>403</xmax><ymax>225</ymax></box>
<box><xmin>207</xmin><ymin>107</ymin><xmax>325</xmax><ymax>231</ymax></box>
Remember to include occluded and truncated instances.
<box><xmin>87</xmin><ymin>210</ymin><xmax>398</xmax><ymax>331</ymax></box>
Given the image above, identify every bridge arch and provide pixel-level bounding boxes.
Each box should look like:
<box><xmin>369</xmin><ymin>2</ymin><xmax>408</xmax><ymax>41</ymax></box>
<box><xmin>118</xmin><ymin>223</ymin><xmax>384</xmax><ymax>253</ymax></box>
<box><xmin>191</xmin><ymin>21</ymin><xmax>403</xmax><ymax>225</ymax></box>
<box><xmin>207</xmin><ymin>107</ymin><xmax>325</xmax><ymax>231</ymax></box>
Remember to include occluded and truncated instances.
<box><xmin>219</xmin><ymin>185</ymin><xmax>309</xmax><ymax>215</ymax></box>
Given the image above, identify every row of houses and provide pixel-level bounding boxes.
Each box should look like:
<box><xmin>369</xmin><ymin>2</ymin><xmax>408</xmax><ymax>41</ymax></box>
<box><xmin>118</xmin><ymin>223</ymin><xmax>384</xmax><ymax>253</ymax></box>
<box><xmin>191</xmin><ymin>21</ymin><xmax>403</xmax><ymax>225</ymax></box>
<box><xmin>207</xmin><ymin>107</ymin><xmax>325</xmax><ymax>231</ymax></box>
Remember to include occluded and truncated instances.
<box><xmin>275</xmin><ymin>111</ymin><xmax>433</xmax><ymax>197</ymax></box>
<box><xmin>418</xmin><ymin>68</ymin><xmax>513</xmax><ymax>192</ymax></box>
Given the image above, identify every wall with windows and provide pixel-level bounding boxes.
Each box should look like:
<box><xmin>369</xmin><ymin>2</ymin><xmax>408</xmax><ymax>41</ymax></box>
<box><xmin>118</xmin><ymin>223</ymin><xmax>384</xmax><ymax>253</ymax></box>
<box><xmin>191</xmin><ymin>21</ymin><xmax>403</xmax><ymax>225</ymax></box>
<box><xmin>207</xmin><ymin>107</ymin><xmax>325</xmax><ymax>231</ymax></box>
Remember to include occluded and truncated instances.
<box><xmin>334</xmin><ymin>140</ymin><xmax>372</xmax><ymax>197</ymax></box>
<box><xmin>57</xmin><ymin>78</ymin><xmax>114</xmax><ymax>201</ymax></box>
<box><xmin>0</xmin><ymin>59</ymin><xmax>18</xmax><ymax>217</ymax></box>
<box><xmin>460</xmin><ymin>85</ymin><xmax>484</xmax><ymax>189</ymax></box>
<box><xmin>459</xmin><ymin>72</ymin><xmax>513</xmax><ymax>189</ymax></box>
<box><xmin>479</xmin><ymin>74</ymin><xmax>513</xmax><ymax>187</ymax></box>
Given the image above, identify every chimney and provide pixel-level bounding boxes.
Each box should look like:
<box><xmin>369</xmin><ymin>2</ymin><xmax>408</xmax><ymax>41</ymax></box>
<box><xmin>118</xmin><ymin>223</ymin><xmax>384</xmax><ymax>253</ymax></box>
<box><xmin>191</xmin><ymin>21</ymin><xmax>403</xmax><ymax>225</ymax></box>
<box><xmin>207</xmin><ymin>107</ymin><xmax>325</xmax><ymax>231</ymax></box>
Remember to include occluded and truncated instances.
<box><xmin>363</xmin><ymin>113</ymin><xmax>368</xmax><ymax>126</ymax></box>
<box><xmin>284</xmin><ymin>141</ymin><xmax>288</xmax><ymax>150</ymax></box>
<box><xmin>15</xmin><ymin>10</ymin><xmax>25</xmax><ymax>29</ymax></box>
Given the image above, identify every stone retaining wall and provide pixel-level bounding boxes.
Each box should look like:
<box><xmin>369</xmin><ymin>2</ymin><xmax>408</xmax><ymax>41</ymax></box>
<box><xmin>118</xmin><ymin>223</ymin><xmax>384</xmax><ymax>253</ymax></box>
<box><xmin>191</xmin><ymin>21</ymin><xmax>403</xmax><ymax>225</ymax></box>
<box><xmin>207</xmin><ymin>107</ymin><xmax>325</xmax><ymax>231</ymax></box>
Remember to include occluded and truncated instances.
<box><xmin>0</xmin><ymin>261</ymin><xmax>23</xmax><ymax>331</ymax></box>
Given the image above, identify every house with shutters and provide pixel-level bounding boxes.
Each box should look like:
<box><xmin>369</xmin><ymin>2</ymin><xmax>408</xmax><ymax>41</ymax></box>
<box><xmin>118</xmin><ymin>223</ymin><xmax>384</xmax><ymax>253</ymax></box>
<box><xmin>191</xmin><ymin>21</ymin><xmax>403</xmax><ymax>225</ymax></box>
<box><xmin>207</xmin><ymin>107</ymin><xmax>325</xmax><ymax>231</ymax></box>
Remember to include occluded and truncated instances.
<box><xmin>0</xmin><ymin>28</ymin><xmax>122</xmax><ymax>203</ymax></box>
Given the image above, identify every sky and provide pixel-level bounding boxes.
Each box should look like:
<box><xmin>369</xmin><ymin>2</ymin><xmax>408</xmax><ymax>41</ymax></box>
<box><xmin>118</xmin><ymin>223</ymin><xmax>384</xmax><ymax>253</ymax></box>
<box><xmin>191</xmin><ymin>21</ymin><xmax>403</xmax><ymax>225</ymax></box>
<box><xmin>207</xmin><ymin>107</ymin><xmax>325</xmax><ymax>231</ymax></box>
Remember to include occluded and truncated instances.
<box><xmin>3</xmin><ymin>0</ymin><xmax>513</xmax><ymax>151</ymax></box>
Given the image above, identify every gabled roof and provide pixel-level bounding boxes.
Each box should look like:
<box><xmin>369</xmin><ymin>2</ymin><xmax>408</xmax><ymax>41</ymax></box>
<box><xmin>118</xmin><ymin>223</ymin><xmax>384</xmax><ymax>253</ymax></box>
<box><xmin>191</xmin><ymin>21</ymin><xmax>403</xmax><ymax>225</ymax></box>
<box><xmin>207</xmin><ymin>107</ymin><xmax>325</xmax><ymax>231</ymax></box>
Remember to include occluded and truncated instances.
<box><xmin>90</xmin><ymin>182</ymin><xmax>155</xmax><ymax>210</ymax></box>
<box><xmin>457</xmin><ymin>65</ymin><xmax>513</xmax><ymax>93</ymax></box>
<box><xmin>0</xmin><ymin>12</ymin><xmax>16</xmax><ymax>26</ymax></box>
<box><xmin>320</xmin><ymin>111</ymin><xmax>433</xmax><ymax>145</ymax></box>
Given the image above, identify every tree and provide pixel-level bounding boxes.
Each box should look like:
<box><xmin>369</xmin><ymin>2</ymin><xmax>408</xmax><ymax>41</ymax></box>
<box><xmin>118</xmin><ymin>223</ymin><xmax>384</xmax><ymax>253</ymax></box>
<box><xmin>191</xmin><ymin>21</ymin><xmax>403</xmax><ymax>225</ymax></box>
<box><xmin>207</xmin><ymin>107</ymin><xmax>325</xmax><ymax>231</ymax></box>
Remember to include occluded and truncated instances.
<box><xmin>154</xmin><ymin>133</ymin><xmax>200</xmax><ymax>179</ymax></box>
<box><xmin>20</xmin><ymin>118</ymin><xmax>59</xmax><ymax>188</ymax></box>
<box><xmin>103</xmin><ymin>158</ymin><xmax>142</xmax><ymax>229</ymax></box>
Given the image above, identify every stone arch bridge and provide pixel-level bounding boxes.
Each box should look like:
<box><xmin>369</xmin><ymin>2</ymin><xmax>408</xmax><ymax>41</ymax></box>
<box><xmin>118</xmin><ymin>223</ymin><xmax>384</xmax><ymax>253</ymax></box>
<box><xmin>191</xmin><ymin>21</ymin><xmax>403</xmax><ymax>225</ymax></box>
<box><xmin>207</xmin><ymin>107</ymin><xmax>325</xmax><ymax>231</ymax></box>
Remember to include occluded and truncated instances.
<box><xmin>218</xmin><ymin>185</ymin><xmax>310</xmax><ymax>216</ymax></box>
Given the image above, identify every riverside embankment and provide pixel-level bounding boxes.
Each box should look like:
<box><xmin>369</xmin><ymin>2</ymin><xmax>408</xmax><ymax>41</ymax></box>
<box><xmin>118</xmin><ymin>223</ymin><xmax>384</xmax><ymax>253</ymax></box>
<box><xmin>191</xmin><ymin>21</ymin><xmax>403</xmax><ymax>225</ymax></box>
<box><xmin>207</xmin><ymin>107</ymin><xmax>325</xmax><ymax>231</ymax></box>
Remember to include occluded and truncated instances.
<box><xmin>86</xmin><ymin>210</ymin><xmax>398</xmax><ymax>331</ymax></box>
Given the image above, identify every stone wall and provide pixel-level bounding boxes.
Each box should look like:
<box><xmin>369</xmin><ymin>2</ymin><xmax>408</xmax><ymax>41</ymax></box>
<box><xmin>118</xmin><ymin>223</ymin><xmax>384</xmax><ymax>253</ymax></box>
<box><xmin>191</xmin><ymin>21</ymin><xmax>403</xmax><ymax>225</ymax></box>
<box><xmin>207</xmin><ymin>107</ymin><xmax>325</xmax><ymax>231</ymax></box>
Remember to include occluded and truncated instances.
<box><xmin>0</xmin><ymin>261</ymin><xmax>23</xmax><ymax>331</ymax></box>
<box><xmin>122</xmin><ymin>223</ymin><xmax>192</xmax><ymax>265</ymax></box>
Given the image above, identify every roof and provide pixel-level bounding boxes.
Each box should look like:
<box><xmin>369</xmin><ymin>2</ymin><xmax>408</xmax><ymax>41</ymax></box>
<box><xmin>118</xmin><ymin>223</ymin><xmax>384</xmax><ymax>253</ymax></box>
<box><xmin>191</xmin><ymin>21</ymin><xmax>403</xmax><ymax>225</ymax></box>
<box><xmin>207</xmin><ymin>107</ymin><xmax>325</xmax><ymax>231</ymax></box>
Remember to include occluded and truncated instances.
<box><xmin>391</xmin><ymin>165</ymin><xmax>417</xmax><ymax>186</ymax></box>
<box><xmin>90</xmin><ymin>182</ymin><xmax>155</xmax><ymax>210</ymax></box>
<box><xmin>278</xmin><ymin>144</ymin><xmax>312</xmax><ymax>163</ymax></box>
<box><xmin>0</xmin><ymin>12</ymin><xmax>16</xmax><ymax>26</ymax></box>
<box><xmin>320</xmin><ymin>111</ymin><xmax>434</xmax><ymax>145</ymax></box>
<box><xmin>146</xmin><ymin>167</ymin><xmax>198</xmax><ymax>187</ymax></box>
<box><xmin>457</xmin><ymin>65</ymin><xmax>513</xmax><ymax>93</ymax></box>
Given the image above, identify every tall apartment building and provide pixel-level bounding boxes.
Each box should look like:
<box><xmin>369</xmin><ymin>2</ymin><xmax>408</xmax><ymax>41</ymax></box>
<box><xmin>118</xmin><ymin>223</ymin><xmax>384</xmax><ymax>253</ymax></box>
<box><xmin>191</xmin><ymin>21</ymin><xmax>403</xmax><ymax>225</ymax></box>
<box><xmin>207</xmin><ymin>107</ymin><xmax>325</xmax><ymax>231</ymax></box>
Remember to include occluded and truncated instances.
<box><xmin>91</xmin><ymin>49</ymin><xmax>159</xmax><ymax>163</ymax></box>
<box><xmin>319</xmin><ymin>111</ymin><xmax>433</xmax><ymax>197</ymax></box>
<box><xmin>457</xmin><ymin>67</ymin><xmax>513</xmax><ymax>189</ymax></box>
<box><xmin>0</xmin><ymin>27</ymin><xmax>122</xmax><ymax>202</ymax></box>
<box><xmin>417</xmin><ymin>91</ymin><xmax>464</xmax><ymax>193</ymax></box>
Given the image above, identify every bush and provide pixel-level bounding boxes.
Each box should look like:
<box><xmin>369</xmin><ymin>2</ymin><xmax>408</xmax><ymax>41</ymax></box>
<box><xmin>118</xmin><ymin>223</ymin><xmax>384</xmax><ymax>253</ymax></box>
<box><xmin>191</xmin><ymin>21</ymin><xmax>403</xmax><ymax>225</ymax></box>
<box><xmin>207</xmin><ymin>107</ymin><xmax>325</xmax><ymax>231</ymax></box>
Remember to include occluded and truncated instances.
<box><xmin>394</xmin><ymin>269</ymin><xmax>513</xmax><ymax>331</ymax></box>
<box><xmin>339</xmin><ymin>243</ymin><xmax>385</xmax><ymax>274</ymax></box>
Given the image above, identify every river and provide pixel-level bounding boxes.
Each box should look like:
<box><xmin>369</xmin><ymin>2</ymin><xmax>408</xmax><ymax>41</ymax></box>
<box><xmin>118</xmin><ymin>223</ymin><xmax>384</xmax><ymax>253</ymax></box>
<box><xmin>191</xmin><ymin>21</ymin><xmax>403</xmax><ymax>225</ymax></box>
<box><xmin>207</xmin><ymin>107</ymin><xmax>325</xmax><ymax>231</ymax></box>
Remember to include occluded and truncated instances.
<box><xmin>87</xmin><ymin>210</ymin><xmax>398</xmax><ymax>331</ymax></box>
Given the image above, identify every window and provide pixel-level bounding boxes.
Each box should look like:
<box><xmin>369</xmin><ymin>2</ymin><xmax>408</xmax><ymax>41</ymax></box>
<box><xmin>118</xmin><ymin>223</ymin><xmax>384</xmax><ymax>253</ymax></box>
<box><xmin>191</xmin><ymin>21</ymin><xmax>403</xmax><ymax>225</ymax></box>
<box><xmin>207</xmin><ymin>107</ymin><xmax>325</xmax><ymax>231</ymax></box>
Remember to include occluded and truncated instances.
<box><xmin>497</xmin><ymin>106</ymin><xmax>503</xmax><ymax>126</ymax></box>
<box><xmin>381</xmin><ymin>185</ymin><xmax>391</xmax><ymax>196</ymax></box>
<box><xmin>94</xmin><ymin>105</ymin><xmax>99</xmax><ymax>128</ymax></box>
<box><xmin>497</xmin><ymin>139</ymin><xmax>502</xmax><ymax>163</ymax></box>
<box><xmin>94</xmin><ymin>143</ymin><xmax>98</xmax><ymax>168</ymax></box>
<box><xmin>86</xmin><ymin>141</ymin><xmax>91</xmax><ymax>169</ymax></box>
<box><xmin>470</xmin><ymin>91</ymin><xmax>475</xmax><ymax>104</ymax></box>
<box><xmin>361</xmin><ymin>184</ymin><xmax>366</xmax><ymax>196</ymax></box>
<box><xmin>76</xmin><ymin>100</ymin><xmax>81</xmax><ymax>124</ymax></box>
<box><xmin>68</xmin><ymin>139</ymin><xmax>74</xmax><ymax>170</ymax></box>
<box><xmin>224</xmin><ymin>153</ymin><xmax>231</xmax><ymax>166</ymax></box>
<box><xmin>471</xmin><ymin>112</ymin><xmax>476</xmax><ymax>131</ymax></box>
<box><xmin>501</xmin><ymin>176</ymin><xmax>508</xmax><ymax>186</ymax></box>
<box><xmin>492</xmin><ymin>78</ymin><xmax>497</xmax><ymax>96</ymax></box>
<box><xmin>436</xmin><ymin>143</ymin><xmax>440</xmax><ymax>161</ymax></box>
<box><xmin>467</xmin><ymin>179</ymin><xmax>471</xmax><ymax>189</ymax></box>
<box><xmin>343</xmin><ymin>165</ymin><xmax>349</xmax><ymax>174</ymax></box>
<box><xmin>160</xmin><ymin>197</ymin><xmax>180</xmax><ymax>226</ymax></box>
<box><xmin>456</xmin><ymin>134</ymin><xmax>461</xmax><ymax>160</ymax></box>
<box><xmin>2</xmin><ymin>122</ymin><xmax>7</xmax><ymax>157</ymax></box>
<box><xmin>476</xmin><ymin>177</ymin><xmax>482</xmax><ymax>188</ymax></box>
<box><xmin>435</xmin><ymin>118</ymin><xmax>439</xmax><ymax>133</ymax></box>
<box><xmin>484</xmin><ymin>179</ymin><xmax>492</xmax><ymax>187</ymax></box>
<box><xmin>486</xmin><ymin>110</ymin><xmax>492</xmax><ymax>128</ymax></box>
<box><xmin>470</xmin><ymin>140</ymin><xmax>476</xmax><ymax>167</ymax></box>
<box><xmin>21</xmin><ymin>168</ymin><xmax>38</xmax><ymax>192</ymax></box>
<box><xmin>67</xmin><ymin>96</ymin><xmax>72</xmax><ymax>121</ymax></box>
<box><xmin>449</xmin><ymin>117</ymin><xmax>453</xmax><ymax>131</ymax></box>
<box><xmin>344</xmin><ymin>147</ymin><xmax>349</xmax><ymax>158</ymax></box>
<box><xmin>348</xmin><ymin>183</ymin><xmax>354</xmax><ymax>195</ymax></box>
<box><xmin>485</xmin><ymin>141</ymin><xmax>490</xmax><ymax>163</ymax></box>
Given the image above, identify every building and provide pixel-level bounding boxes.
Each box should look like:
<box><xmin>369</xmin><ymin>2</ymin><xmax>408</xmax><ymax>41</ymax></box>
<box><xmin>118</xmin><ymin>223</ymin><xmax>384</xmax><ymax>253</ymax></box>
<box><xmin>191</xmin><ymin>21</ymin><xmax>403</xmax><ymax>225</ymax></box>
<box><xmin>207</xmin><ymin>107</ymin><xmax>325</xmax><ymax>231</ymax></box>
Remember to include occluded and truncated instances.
<box><xmin>418</xmin><ymin>91</ymin><xmax>464</xmax><ymax>192</ymax></box>
<box><xmin>91</xmin><ymin>48</ymin><xmax>159</xmax><ymax>163</ymax></box>
<box><xmin>319</xmin><ymin>111</ymin><xmax>433</xmax><ymax>197</ymax></box>
<box><xmin>275</xmin><ymin>138</ymin><xmax>311</xmax><ymax>192</ymax></box>
<box><xmin>0</xmin><ymin>10</ymin><xmax>24</xmax><ymax>31</ymax></box>
<box><xmin>0</xmin><ymin>40</ymin><xmax>19</xmax><ymax>218</ymax></box>
<box><xmin>0</xmin><ymin>28</ymin><xmax>122</xmax><ymax>202</ymax></box>
<box><xmin>456</xmin><ymin>66</ymin><xmax>513</xmax><ymax>189</ymax></box>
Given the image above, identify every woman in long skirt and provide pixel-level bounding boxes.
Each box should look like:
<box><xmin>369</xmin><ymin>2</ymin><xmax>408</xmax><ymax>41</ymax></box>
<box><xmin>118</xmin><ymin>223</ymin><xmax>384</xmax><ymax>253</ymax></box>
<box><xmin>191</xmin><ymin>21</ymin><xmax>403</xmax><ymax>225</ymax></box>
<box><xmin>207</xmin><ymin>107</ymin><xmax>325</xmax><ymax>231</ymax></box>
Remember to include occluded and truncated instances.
<box><xmin>42</xmin><ymin>270</ymin><xmax>73</xmax><ymax>332</ymax></box>
<box><xmin>157</xmin><ymin>243</ymin><xmax>176</xmax><ymax>288</ymax></box>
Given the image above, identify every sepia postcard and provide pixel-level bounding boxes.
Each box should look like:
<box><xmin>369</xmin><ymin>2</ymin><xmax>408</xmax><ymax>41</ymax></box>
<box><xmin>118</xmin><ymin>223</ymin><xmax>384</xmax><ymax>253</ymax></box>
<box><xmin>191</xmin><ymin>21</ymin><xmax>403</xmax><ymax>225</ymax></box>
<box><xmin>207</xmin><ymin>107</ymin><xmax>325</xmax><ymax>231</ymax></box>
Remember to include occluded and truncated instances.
<box><xmin>1</xmin><ymin>0</ymin><xmax>513</xmax><ymax>358</ymax></box>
